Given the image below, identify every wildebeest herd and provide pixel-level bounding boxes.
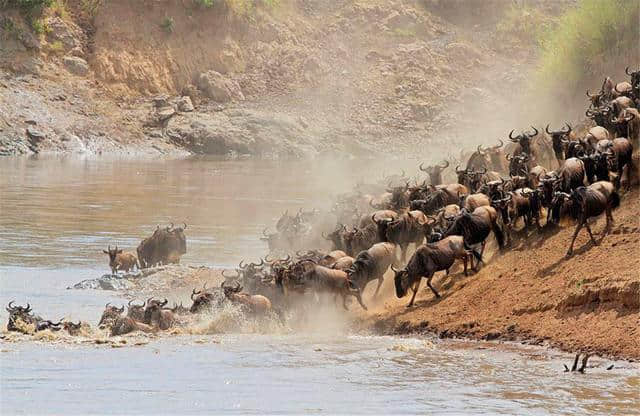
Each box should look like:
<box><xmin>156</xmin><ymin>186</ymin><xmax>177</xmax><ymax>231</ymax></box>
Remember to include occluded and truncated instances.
<box><xmin>5</xmin><ymin>68</ymin><xmax>639</xmax><ymax>338</ymax></box>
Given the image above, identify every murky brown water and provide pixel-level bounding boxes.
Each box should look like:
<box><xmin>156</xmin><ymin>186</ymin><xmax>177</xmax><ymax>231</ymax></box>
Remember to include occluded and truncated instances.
<box><xmin>1</xmin><ymin>155</ymin><xmax>638</xmax><ymax>415</ymax></box>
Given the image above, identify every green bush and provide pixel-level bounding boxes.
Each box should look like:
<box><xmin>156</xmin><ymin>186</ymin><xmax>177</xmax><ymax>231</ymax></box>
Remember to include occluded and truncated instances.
<box><xmin>495</xmin><ymin>3</ymin><xmax>552</xmax><ymax>46</ymax></box>
<box><xmin>193</xmin><ymin>0</ymin><xmax>214</xmax><ymax>7</ymax></box>
<box><xmin>161</xmin><ymin>16</ymin><xmax>174</xmax><ymax>33</ymax></box>
<box><xmin>1</xmin><ymin>0</ymin><xmax>54</xmax><ymax>14</ymax></box>
<box><xmin>534</xmin><ymin>0</ymin><xmax>639</xmax><ymax>101</ymax></box>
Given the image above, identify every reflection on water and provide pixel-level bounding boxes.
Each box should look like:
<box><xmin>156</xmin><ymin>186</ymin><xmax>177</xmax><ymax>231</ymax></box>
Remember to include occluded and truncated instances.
<box><xmin>1</xmin><ymin>156</ymin><xmax>638</xmax><ymax>415</ymax></box>
<box><xmin>0</xmin><ymin>156</ymin><xmax>388</xmax><ymax>268</ymax></box>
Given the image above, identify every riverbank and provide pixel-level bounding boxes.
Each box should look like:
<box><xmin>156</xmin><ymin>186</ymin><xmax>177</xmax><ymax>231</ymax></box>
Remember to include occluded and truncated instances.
<box><xmin>356</xmin><ymin>189</ymin><xmax>640</xmax><ymax>361</ymax></box>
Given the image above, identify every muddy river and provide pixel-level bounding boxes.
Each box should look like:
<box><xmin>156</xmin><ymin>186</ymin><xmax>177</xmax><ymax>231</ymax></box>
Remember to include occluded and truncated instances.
<box><xmin>1</xmin><ymin>156</ymin><xmax>637</xmax><ymax>415</ymax></box>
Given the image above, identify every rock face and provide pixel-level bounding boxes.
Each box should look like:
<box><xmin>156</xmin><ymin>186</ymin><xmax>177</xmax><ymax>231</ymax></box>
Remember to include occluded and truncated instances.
<box><xmin>62</xmin><ymin>56</ymin><xmax>89</xmax><ymax>76</ymax></box>
<box><xmin>197</xmin><ymin>70</ymin><xmax>245</xmax><ymax>103</ymax></box>
<box><xmin>69</xmin><ymin>273</ymin><xmax>136</xmax><ymax>291</ymax></box>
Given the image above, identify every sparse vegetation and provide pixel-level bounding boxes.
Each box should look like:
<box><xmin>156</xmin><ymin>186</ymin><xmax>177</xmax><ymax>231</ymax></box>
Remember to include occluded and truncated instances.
<box><xmin>495</xmin><ymin>3</ymin><xmax>553</xmax><ymax>46</ymax></box>
<box><xmin>161</xmin><ymin>16</ymin><xmax>174</xmax><ymax>34</ymax></box>
<box><xmin>534</xmin><ymin>0</ymin><xmax>639</xmax><ymax>103</ymax></box>
<box><xmin>193</xmin><ymin>0</ymin><xmax>214</xmax><ymax>7</ymax></box>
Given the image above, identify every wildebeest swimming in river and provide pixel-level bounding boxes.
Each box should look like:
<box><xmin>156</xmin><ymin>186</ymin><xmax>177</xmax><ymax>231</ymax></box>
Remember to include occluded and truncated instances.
<box><xmin>137</xmin><ymin>223</ymin><xmax>187</xmax><ymax>268</ymax></box>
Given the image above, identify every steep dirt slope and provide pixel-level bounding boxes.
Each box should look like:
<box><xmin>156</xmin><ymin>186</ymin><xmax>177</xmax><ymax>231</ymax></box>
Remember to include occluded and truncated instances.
<box><xmin>0</xmin><ymin>0</ymin><xmax>536</xmax><ymax>157</ymax></box>
<box><xmin>358</xmin><ymin>189</ymin><xmax>640</xmax><ymax>360</ymax></box>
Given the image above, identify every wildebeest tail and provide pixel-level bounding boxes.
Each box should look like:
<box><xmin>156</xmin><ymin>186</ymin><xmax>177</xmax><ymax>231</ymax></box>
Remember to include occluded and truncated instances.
<box><xmin>610</xmin><ymin>191</ymin><xmax>620</xmax><ymax>209</ymax></box>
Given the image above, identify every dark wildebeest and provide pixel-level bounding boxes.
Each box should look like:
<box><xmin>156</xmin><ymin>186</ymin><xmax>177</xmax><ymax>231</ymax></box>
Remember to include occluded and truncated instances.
<box><xmin>545</xmin><ymin>123</ymin><xmax>572</xmax><ymax>168</ymax></box>
<box><xmin>137</xmin><ymin>223</ymin><xmax>187</xmax><ymax>268</ymax></box>
<box><xmin>508</xmin><ymin>126</ymin><xmax>555</xmax><ymax>167</ymax></box>
<box><xmin>442</xmin><ymin>205</ymin><xmax>505</xmax><ymax>264</ymax></box>
<box><xmin>322</xmin><ymin>224</ymin><xmax>348</xmax><ymax>252</ymax></box>
<box><xmin>343</xmin><ymin>224</ymin><xmax>379</xmax><ymax>257</ymax></box>
<box><xmin>103</xmin><ymin>245</ymin><xmax>138</xmax><ymax>274</ymax></box>
<box><xmin>126</xmin><ymin>299</ymin><xmax>146</xmax><ymax>322</ymax></box>
<box><xmin>347</xmin><ymin>242</ymin><xmax>397</xmax><ymax>298</ymax></box>
<box><xmin>419</xmin><ymin>160</ymin><xmax>449</xmax><ymax>186</ymax></box>
<box><xmin>144</xmin><ymin>299</ymin><xmax>176</xmax><ymax>330</ymax></box>
<box><xmin>98</xmin><ymin>303</ymin><xmax>154</xmax><ymax>336</ymax></box>
<box><xmin>392</xmin><ymin>236</ymin><xmax>480</xmax><ymax>307</ymax></box>
<box><xmin>373</xmin><ymin>211</ymin><xmax>429</xmax><ymax>263</ymax></box>
<box><xmin>553</xmin><ymin>181</ymin><xmax>619</xmax><ymax>257</ymax></box>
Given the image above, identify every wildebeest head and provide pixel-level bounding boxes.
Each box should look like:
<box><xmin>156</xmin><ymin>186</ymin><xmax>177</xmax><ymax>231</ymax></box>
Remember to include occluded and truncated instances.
<box><xmin>481</xmin><ymin>140</ymin><xmax>505</xmax><ymax>171</ymax></box>
<box><xmin>508</xmin><ymin>126</ymin><xmax>538</xmax><ymax>156</ymax></box>
<box><xmin>466</xmin><ymin>146</ymin><xmax>491</xmax><ymax>172</ymax></box>
<box><xmin>103</xmin><ymin>245</ymin><xmax>123</xmax><ymax>262</ymax></box>
<box><xmin>491</xmin><ymin>193</ymin><xmax>512</xmax><ymax>225</ymax></box>
<box><xmin>385</xmin><ymin>182</ymin><xmax>410</xmax><ymax>210</ymax></box>
<box><xmin>506</xmin><ymin>153</ymin><xmax>529</xmax><ymax>177</ymax></box>
<box><xmin>371</xmin><ymin>214</ymin><xmax>393</xmax><ymax>242</ymax></box>
<box><xmin>190</xmin><ymin>283</ymin><xmax>218</xmax><ymax>313</ymax></box>
<box><xmin>62</xmin><ymin>321</ymin><xmax>83</xmax><ymax>336</ymax></box>
<box><xmin>585</xmin><ymin>106</ymin><xmax>612</xmax><ymax>128</ymax></box>
<box><xmin>391</xmin><ymin>265</ymin><xmax>411</xmax><ymax>298</ymax></box>
<box><xmin>419</xmin><ymin>160</ymin><xmax>449</xmax><ymax>186</ymax></box>
<box><xmin>6</xmin><ymin>301</ymin><xmax>37</xmax><ymax>331</ymax></box>
<box><xmin>627</xmin><ymin>66</ymin><xmax>640</xmax><ymax>89</ymax></box>
<box><xmin>143</xmin><ymin>298</ymin><xmax>168</xmax><ymax>324</ymax></box>
<box><xmin>221</xmin><ymin>280</ymin><xmax>243</xmax><ymax>299</ymax></box>
<box><xmin>127</xmin><ymin>299</ymin><xmax>146</xmax><ymax>322</ymax></box>
<box><xmin>98</xmin><ymin>303</ymin><xmax>124</xmax><ymax>327</ymax></box>
<box><xmin>455</xmin><ymin>165</ymin><xmax>470</xmax><ymax>186</ymax></box>
<box><xmin>610</xmin><ymin>109</ymin><xmax>636</xmax><ymax>138</ymax></box>
<box><xmin>545</xmin><ymin>123</ymin><xmax>572</xmax><ymax>157</ymax></box>
<box><xmin>322</xmin><ymin>224</ymin><xmax>347</xmax><ymax>251</ymax></box>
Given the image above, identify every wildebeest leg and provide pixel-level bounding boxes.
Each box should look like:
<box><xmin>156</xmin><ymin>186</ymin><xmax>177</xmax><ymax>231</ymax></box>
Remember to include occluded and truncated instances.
<box><xmin>604</xmin><ymin>205</ymin><xmax>613</xmax><ymax>234</ymax></box>
<box><xmin>407</xmin><ymin>279</ymin><xmax>421</xmax><ymax>307</ymax></box>
<box><xmin>566</xmin><ymin>220</ymin><xmax>584</xmax><ymax>256</ymax></box>
<box><xmin>584</xmin><ymin>221</ymin><xmax>598</xmax><ymax>246</ymax></box>
<box><xmin>373</xmin><ymin>276</ymin><xmax>384</xmax><ymax>297</ymax></box>
<box><xmin>426</xmin><ymin>273</ymin><xmax>440</xmax><ymax>298</ymax></box>
<box><xmin>462</xmin><ymin>253</ymin><xmax>468</xmax><ymax>276</ymax></box>
<box><xmin>342</xmin><ymin>294</ymin><xmax>349</xmax><ymax>311</ymax></box>
<box><xmin>353</xmin><ymin>289</ymin><xmax>368</xmax><ymax>311</ymax></box>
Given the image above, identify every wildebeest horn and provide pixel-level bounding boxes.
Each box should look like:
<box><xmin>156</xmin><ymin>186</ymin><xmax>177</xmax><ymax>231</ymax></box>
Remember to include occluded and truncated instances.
<box><xmin>321</xmin><ymin>231</ymin><xmax>329</xmax><ymax>239</ymax></box>
<box><xmin>118</xmin><ymin>305</ymin><xmax>125</xmax><ymax>313</ymax></box>
<box><xmin>390</xmin><ymin>265</ymin><xmax>398</xmax><ymax>273</ymax></box>
<box><xmin>256</xmin><ymin>258</ymin><xmax>264</xmax><ymax>267</ymax></box>
<box><xmin>455</xmin><ymin>165</ymin><xmax>463</xmax><ymax>173</ymax></box>
<box><xmin>493</xmin><ymin>139</ymin><xmax>504</xmax><ymax>149</ymax></box>
<box><xmin>626</xmin><ymin>66</ymin><xmax>631</xmax><ymax>75</ymax></box>
<box><xmin>439</xmin><ymin>160</ymin><xmax>449</xmax><ymax>169</ymax></box>
<box><xmin>545</xmin><ymin>124</ymin><xmax>552</xmax><ymax>134</ymax></box>
<box><xmin>477</xmin><ymin>144</ymin><xmax>485</xmax><ymax>153</ymax></box>
<box><xmin>614</xmin><ymin>84</ymin><xmax>622</xmax><ymax>94</ymax></box>
<box><xmin>221</xmin><ymin>280</ymin><xmax>227</xmax><ymax>289</ymax></box>
<box><xmin>239</xmin><ymin>260</ymin><xmax>247</xmax><ymax>269</ymax></box>
<box><xmin>371</xmin><ymin>214</ymin><xmax>379</xmax><ymax>224</ymax></box>
<box><xmin>624</xmin><ymin>111</ymin><xmax>636</xmax><ymax>121</ymax></box>
<box><xmin>168</xmin><ymin>222</ymin><xmax>174</xmax><ymax>230</ymax></box>
<box><xmin>222</xmin><ymin>269</ymin><xmax>239</xmax><ymax>278</ymax></box>
<box><xmin>586</xmin><ymin>89</ymin><xmax>596</xmax><ymax>98</ymax></box>
<box><xmin>128</xmin><ymin>299</ymin><xmax>134</xmax><ymax>306</ymax></box>
<box><xmin>369</xmin><ymin>199</ymin><xmax>377</xmax><ymax>208</ymax></box>
<box><xmin>508</xmin><ymin>129</ymin><xmax>517</xmax><ymax>140</ymax></box>
<box><xmin>505</xmin><ymin>153</ymin><xmax>512</xmax><ymax>161</ymax></box>
<box><xmin>419</xmin><ymin>162</ymin><xmax>429</xmax><ymax>172</ymax></box>
<box><xmin>585</xmin><ymin>109</ymin><xmax>594</xmax><ymax>117</ymax></box>
<box><xmin>8</xmin><ymin>301</ymin><xmax>15</xmax><ymax>310</ymax></box>
<box><xmin>25</xmin><ymin>303</ymin><xmax>31</xmax><ymax>312</ymax></box>
<box><xmin>265</xmin><ymin>254</ymin><xmax>276</xmax><ymax>262</ymax></box>
<box><xmin>563</xmin><ymin>123</ymin><xmax>572</xmax><ymax>133</ymax></box>
<box><xmin>106</xmin><ymin>302</ymin><xmax>111</xmax><ymax>308</ymax></box>
<box><xmin>528</xmin><ymin>126</ymin><xmax>538</xmax><ymax>137</ymax></box>
<box><xmin>183</xmin><ymin>222</ymin><xmax>187</xmax><ymax>230</ymax></box>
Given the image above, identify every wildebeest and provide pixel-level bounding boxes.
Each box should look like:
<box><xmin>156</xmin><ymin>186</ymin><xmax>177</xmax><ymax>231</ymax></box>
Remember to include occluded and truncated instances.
<box><xmin>296</xmin><ymin>263</ymin><xmax>366</xmax><ymax>310</ymax></box>
<box><xmin>392</xmin><ymin>236</ymin><xmax>480</xmax><ymax>307</ymax></box>
<box><xmin>144</xmin><ymin>298</ymin><xmax>176</xmax><ymax>330</ymax></box>
<box><xmin>137</xmin><ymin>223</ymin><xmax>187</xmax><ymax>268</ymax></box>
<box><xmin>554</xmin><ymin>182</ymin><xmax>620</xmax><ymax>257</ymax></box>
<box><xmin>190</xmin><ymin>283</ymin><xmax>219</xmax><ymax>313</ymax></box>
<box><xmin>442</xmin><ymin>205</ymin><xmax>505</xmax><ymax>263</ymax></box>
<box><xmin>347</xmin><ymin>242</ymin><xmax>397</xmax><ymax>298</ymax></box>
<box><xmin>126</xmin><ymin>299</ymin><xmax>146</xmax><ymax>322</ymax></box>
<box><xmin>98</xmin><ymin>303</ymin><xmax>154</xmax><ymax>336</ymax></box>
<box><xmin>557</xmin><ymin>158</ymin><xmax>586</xmax><ymax>191</ymax></box>
<box><xmin>373</xmin><ymin>211</ymin><xmax>429</xmax><ymax>262</ymax></box>
<box><xmin>545</xmin><ymin>123</ymin><xmax>572</xmax><ymax>167</ymax></box>
<box><xmin>103</xmin><ymin>245</ymin><xmax>138</xmax><ymax>274</ymax></box>
<box><xmin>343</xmin><ymin>224</ymin><xmax>378</xmax><ymax>257</ymax></box>
<box><xmin>508</xmin><ymin>126</ymin><xmax>554</xmax><ymax>167</ymax></box>
<box><xmin>419</xmin><ymin>160</ymin><xmax>449</xmax><ymax>186</ymax></box>
<box><xmin>221</xmin><ymin>281</ymin><xmax>273</xmax><ymax>314</ymax></box>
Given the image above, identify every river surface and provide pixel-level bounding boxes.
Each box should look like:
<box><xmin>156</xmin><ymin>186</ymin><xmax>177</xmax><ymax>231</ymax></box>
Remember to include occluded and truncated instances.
<box><xmin>0</xmin><ymin>156</ymin><xmax>638</xmax><ymax>415</ymax></box>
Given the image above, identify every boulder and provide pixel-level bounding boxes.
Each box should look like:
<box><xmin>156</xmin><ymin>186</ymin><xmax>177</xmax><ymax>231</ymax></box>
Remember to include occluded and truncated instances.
<box><xmin>197</xmin><ymin>70</ymin><xmax>245</xmax><ymax>103</ymax></box>
<box><xmin>62</xmin><ymin>56</ymin><xmax>89</xmax><ymax>76</ymax></box>
<box><xmin>177</xmin><ymin>96</ymin><xmax>195</xmax><ymax>112</ymax></box>
<box><xmin>46</xmin><ymin>16</ymin><xmax>83</xmax><ymax>51</ymax></box>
